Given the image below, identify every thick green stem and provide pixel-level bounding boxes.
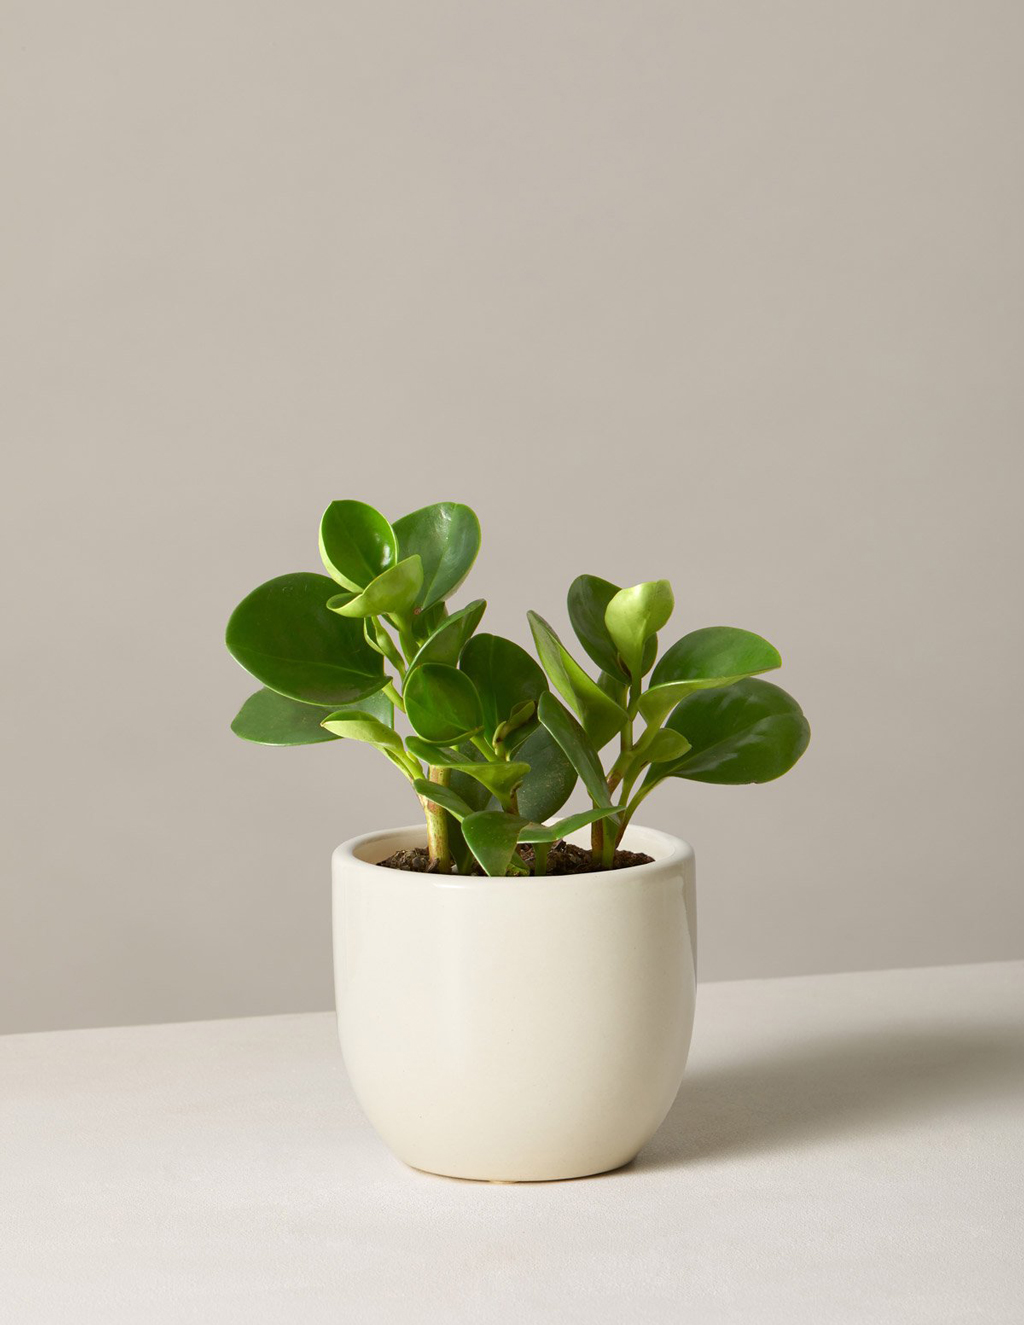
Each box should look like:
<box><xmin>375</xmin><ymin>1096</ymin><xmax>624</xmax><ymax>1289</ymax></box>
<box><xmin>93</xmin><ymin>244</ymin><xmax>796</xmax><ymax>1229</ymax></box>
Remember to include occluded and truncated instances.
<box><xmin>383</xmin><ymin>681</ymin><xmax>406</xmax><ymax>713</ymax></box>
<box><xmin>371</xmin><ymin>616</ymin><xmax>406</xmax><ymax>677</ymax></box>
<box><xmin>533</xmin><ymin>841</ymin><xmax>551</xmax><ymax>877</ymax></box>
<box><xmin>420</xmin><ymin>766</ymin><xmax>452</xmax><ymax>873</ymax></box>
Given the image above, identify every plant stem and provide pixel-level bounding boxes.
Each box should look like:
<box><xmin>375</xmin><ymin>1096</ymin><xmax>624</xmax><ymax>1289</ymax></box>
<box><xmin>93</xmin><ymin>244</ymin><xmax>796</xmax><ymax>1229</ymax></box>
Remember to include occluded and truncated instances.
<box><xmin>533</xmin><ymin>841</ymin><xmax>550</xmax><ymax>877</ymax></box>
<box><xmin>371</xmin><ymin>616</ymin><xmax>406</xmax><ymax>677</ymax></box>
<box><xmin>470</xmin><ymin>735</ymin><xmax>501</xmax><ymax>763</ymax></box>
<box><xmin>420</xmin><ymin>766</ymin><xmax>452</xmax><ymax>873</ymax></box>
<box><xmin>383</xmin><ymin>681</ymin><xmax>406</xmax><ymax>713</ymax></box>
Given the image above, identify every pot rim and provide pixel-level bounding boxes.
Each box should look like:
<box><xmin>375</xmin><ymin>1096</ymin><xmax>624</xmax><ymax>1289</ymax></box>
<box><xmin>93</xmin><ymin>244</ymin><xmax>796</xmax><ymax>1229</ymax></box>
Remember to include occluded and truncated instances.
<box><xmin>333</xmin><ymin>822</ymin><xmax>693</xmax><ymax>888</ymax></box>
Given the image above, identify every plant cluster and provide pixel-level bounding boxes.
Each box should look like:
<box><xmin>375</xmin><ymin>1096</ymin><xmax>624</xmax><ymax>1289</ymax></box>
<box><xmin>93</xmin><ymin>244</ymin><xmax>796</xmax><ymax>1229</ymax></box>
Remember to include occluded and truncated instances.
<box><xmin>226</xmin><ymin>500</ymin><xmax>810</xmax><ymax>876</ymax></box>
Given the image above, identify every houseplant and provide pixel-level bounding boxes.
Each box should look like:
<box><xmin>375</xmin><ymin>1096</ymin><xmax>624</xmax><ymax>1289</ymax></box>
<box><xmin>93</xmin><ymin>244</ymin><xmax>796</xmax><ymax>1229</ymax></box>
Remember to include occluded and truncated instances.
<box><xmin>226</xmin><ymin>499</ymin><xmax>810</xmax><ymax>1180</ymax></box>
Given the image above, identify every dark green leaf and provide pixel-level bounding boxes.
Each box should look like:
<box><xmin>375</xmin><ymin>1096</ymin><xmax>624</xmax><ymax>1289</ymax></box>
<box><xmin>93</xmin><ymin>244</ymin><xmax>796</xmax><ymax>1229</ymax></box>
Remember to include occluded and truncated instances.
<box><xmin>318</xmin><ymin>500</ymin><xmax>397</xmax><ymax>591</ymax></box>
<box><xmin>513</xmin><ymin>725</ymin><xmax>577</xmax><ymax>821</ymax></box>
<box><xmin>404</xmin><ymin>664</ymin><xmax>484</xmax><ymax>744</ymax></box>
<box><xmin>648</xmin><ymin>678</ymin><xmax>810</xmax><ymax>785</ymax></box>
<box><xmin>327</xmin><ymin>556</ymin><xmax>423</xmax><ymax>619</ymax></box>
<box><xmin>393</xmin><ymin>502</ymin><xmax>481</xmax><ymax>609</ymax></box>
<box><xmin>536</xmin><ymin>692</ymin><xmax>612</xmax><ymax>808</ymax></box>
<box><xmin>231</xmin><ymin>686</ymin><xmax>392</xmax><ymax>746</ymax></box>
<box><xmin>226</xmin><ymin>572</ymin><xmax>386</xmax><ymax>706</ymax></box>
<box><xmin>527</xmin><ymin>612</ymin><xmax>627</xmax><ymax>750</ymax></box>
<box><xmin>461</xmin><ymin>811</ymin><xmax>530</xmax><ymax>877</ymax></box>
<box><xmin>641</xmin><ymin>626</ymin><xmax>783</xmax><ymax>725</ymax></box>
<box><xmin>567</xmin><ymin>574</ymin><xmax>628</xmax><ymax>678</ymax></box>
<box><xmin>408</xmin><ymin>599</ymin><xmax>486</xmax><ymax>670</ymax></box>
<box><xmin>459</xmin><ymin>633</ymin><xmax>548</xmax><ymax>741</ymax></box>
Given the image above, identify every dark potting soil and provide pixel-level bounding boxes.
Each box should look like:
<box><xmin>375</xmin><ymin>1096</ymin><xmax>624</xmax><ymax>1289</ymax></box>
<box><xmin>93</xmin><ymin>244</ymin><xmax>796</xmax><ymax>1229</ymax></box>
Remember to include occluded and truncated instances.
<box><xmin>376</xmin><ymin>841</ymin><xmax>654</xmax><ymax>876</ymax></box>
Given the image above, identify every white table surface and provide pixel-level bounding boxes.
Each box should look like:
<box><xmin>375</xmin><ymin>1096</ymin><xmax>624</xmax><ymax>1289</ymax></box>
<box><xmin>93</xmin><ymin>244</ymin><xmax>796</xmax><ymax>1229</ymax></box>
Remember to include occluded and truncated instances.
<box><xmin>3</xmin><ymin>961</ymin><xmax>1022</xmax><ymax>1324</ymax></box>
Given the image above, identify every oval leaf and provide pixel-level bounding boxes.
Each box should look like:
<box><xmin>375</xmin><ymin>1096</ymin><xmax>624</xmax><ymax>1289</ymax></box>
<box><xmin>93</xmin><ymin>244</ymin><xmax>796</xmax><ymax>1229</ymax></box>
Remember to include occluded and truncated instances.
<box><xmin>527</xmin><ymin>612</ymin><xmax>627</xmax><ymax>750</ymax></box>
<box><xmin>461</xmin><ymin>811</ymin><xmax>529</xmax><ymax>877</ymax></box>
<box><xmin>536</xmin><ymin>692</ymin><xmax>612</xmax><ymax>809</ymax></box>
<box><xmin>512</xmin><ymin>725</ymin><xmax>576</xmax><ymax>822</ymax></box>
<box><xmin>641</xmin><ymin>627</ymin><xmax>783</xmax><ymax>726</ymax></box>
<box><xmin>518</xmin><ymin>805</ymin><xmax>620</xmax><ymax>844</ymax></box>
<box><xmin>319</xmin><ymin>501</ymin><xmax>397</xmax><ymax>591</ymax></box>
<box><xmin>226</xmin><ymin>572</ymin><xmax>386</xmax><ymax>706</ymax></box>
<box><xmin>605</xmin><ymin>580</ymin><xmax>674</xmax><ymax>681</ymax></box>
<box><xmin>405</xmin><ymin>664</ymin><xmax>484</xmax><ymax>745</ymax></box>
<box><xmin>327</xmin><ymin>556</ymin><xmax>423</xmax><ymax>619</ymax></box>
<box><xmin>649</xmin><ymin>678</ymin><xmax>810</xmax><ymax>785</ymax></box>
<box><xmin>393</xmin><ymin>502</ymin><xmax>481</xmax><ymax>609</ymax></box>
<box><xmin>231</xmin><ymin>688</ymin><xmax>340</xmax><ymax>745</ymax></box>
<box><xmin>412</xmin><ymin>778</ymin><xmax>474</xmax><ymax>822</ymax></box>
<box><xmin>459</xmin><ymin>633</ymin><xmax>548</xmax><ymax>741</ymax></box>
<box><xmin>408</xmin><ymin>599</ymin><xmax>486</xmax><ymax>671</ymax></box>
<box><xmin>320</xmin><ymin>709</ymin><xmax>405</xmax><ymax>756</ymax></box>
<box><xmin>567</xmin><ymin>574</ymin><xmax>628</xmax><ymax>678</ymax></box>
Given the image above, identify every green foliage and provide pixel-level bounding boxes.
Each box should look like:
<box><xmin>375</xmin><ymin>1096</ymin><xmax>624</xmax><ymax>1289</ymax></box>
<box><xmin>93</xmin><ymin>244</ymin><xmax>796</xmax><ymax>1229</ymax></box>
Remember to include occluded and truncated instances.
<box><xmin>226</xmin><ymin>572</ymin><xmax>386</xmax><ymax>706</ymax></box>
<box><xmin>393</xmin><ymin>502</ymin><xmax>481</xmax><ymax>608</ymax></box>
<box><xmin>227</xmin><ymin>501</ymin><xmax>810</xmax><ymax>876</ymax></box>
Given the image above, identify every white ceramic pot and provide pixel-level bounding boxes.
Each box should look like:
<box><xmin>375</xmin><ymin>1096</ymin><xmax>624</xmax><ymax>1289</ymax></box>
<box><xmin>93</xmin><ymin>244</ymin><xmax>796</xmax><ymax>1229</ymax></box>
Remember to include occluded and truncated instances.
<box><xmin>332</xmin><ymin>823</ymin><xmax>696</xmax><ymax>1182</ymax></box>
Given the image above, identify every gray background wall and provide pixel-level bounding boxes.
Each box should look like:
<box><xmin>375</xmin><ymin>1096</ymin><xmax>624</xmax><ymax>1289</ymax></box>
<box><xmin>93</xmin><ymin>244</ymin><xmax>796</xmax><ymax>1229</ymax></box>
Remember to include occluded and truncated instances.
<box><xmin>3</xmin><ymin>1</ymin><xmax>1022</xmax><ymax>1033</ymax></box>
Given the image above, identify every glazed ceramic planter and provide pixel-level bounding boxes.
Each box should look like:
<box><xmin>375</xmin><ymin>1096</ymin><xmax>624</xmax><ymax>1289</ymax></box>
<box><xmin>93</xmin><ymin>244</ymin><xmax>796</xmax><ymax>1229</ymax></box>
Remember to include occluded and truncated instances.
<box><xmin>332</xmin><ymin>823</ymin><xmax>696</xmax><ymax>1182</ymax></box>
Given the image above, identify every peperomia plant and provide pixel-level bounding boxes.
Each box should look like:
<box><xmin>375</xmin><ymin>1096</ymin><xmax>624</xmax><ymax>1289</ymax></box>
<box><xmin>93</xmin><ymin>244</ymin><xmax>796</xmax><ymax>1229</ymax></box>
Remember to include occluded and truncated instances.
<box><xmin>226</xmin><ymin>501</ymin><xmax>810</xmax><ymax>877</ymax></box>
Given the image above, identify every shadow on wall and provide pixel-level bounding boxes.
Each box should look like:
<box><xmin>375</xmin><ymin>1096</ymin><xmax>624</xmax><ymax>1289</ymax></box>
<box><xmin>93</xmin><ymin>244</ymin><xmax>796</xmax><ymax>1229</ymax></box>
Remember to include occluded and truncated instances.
<box><xmin>635</xmin><ymin>1023</ymin><xmax>1024</xmax><ymax>1171</ymax></box>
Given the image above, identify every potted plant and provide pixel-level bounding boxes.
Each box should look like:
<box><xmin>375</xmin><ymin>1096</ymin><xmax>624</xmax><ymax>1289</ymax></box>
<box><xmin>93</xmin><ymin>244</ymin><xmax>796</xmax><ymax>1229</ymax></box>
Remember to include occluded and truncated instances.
<box><xmin>226</xmin><ymin>500</ymin><xmax>810</xmax><ymax>1181</ymax></box>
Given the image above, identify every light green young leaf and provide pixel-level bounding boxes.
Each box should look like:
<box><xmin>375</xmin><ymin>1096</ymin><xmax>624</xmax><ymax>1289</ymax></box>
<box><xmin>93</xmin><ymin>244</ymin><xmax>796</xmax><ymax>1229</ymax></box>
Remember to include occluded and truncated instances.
<box><xmin>527</xmin><ymin>612</ymin><xmax>627</xmax><ymax>750</ymax></box>
<box><xmin>327</xmin><ymin>556</ymin><xmax>423</xmax><ymax>620</ymax></box>
<box><xmin>407</xmin><ymin>738</ymin><xmax>529</xmax><ymax>809</ymax></box>
<box><xmin>604</xmin><ymin>580</ymin><xmax>674</xmax><ymax>681</ymax></box>
<box><xmin>319</xmin><ymin>500</ymin><xmax>397</xmax><ymax>592</ymax></box>
<box><xmin>320</xmin><ymin>708</ymin><xmax>405</xmax><ymax>756</ymax></box>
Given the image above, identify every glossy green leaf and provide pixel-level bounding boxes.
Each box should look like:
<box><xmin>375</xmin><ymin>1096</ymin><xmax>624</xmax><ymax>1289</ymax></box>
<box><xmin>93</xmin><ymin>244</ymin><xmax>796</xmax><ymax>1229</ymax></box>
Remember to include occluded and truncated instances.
<box><xmin>648</xmin><ymin>678</ymin><xmax>810</xmax><ymax>785</ymax></box>
<box><xmin>640</xmin><ymin>627</ymin><xmax>783</xmax><ymax>726</ymax></box>
<box><xmin>639</xmin><ymin>728</ymin><xmax>691</xmax><ymax>765</ymax></box>
<box><xmin>318</xmin><ymin>500</ymin><xmax>397</xmax><ymax>591</ymax></box>
<box><xmin>226</xmin><ymin>573</ymin><xmax>386</xmax><ymax>706</ymax></box>
<box><xmin>527</xmin><ymin>612</ymin><xmax>627</xmax><ymax>750</ymax></box>
<box><xmin>408</xmin><ymin>599</ymin><xmax>486</xmax><ymax>670</ymax></box>
<box><xmin>512</xmin><ymin>725</ymin><xmax>576</xmax><ymax>822</ymax></box>
<box><xmin>567</xmin><ymin>575</ymin><xmax>627</xmax><ymax>677</ymax></box>
<box><xmin>459</xmin><ymin>633</ymin><xmax>548</xmax><ymax>741</ymax></box>
<box><xmin>393</xmin><ymin>502</ymin><xmax>481</xmax><ymax>609</ymax></box>
<box><xmin>605</xmin><ymin>580</ymin><xmax>674</xmax><ymax>681</ymax></box>
<box><xmin>518</xmin><ymin>805</ymin><xmax>620</xmax><ymax>844</ymax></box>
<box><xmin>536</xmin><ymin>692</ymin><xmax>612</xmax><ymax>809</ymax></box>
<box><xmin>320</xmin><ymin>708</ymin><xmax>405</xmax><ymax>756</ymax></box>
<box><xmin>405</xmin><ymin>664</ymin><xmax>484</xmax><ymax>744</ymax></box>
<box><xmin>407</xmin><ymin>738</ymin><xmax>529</xmax><ymax>809</ymax></box>
<box><xmin>412</xmin><ymin>778</ymin><xmax>474</xmax><ymax>822</ymax></box>
<box><xmin>326</xmin><ymin>556</ymin><xmax>423</xmax><ymax>619</ymax></box>
<box><xmin>231</xmin><ymin>689</ymin><xmax>338</xmax><ymax>745</ymax></box>
<box><xmin>461</xmin><ymin>811</ymin><xmax>530</xmax><ymax>877</ymax></box>
<box><xmin>231</xmin><ymin>687</ymin><xmax>391</xmax><ymax>746</ymax></box>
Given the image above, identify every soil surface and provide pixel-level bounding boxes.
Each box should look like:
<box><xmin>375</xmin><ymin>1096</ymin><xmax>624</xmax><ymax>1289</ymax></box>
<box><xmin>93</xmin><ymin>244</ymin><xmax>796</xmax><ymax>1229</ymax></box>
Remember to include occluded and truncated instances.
<box><xmin>376</xmin><ymin>841</ymin><xmax>654</xmax><ymax>876</ymax></box>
